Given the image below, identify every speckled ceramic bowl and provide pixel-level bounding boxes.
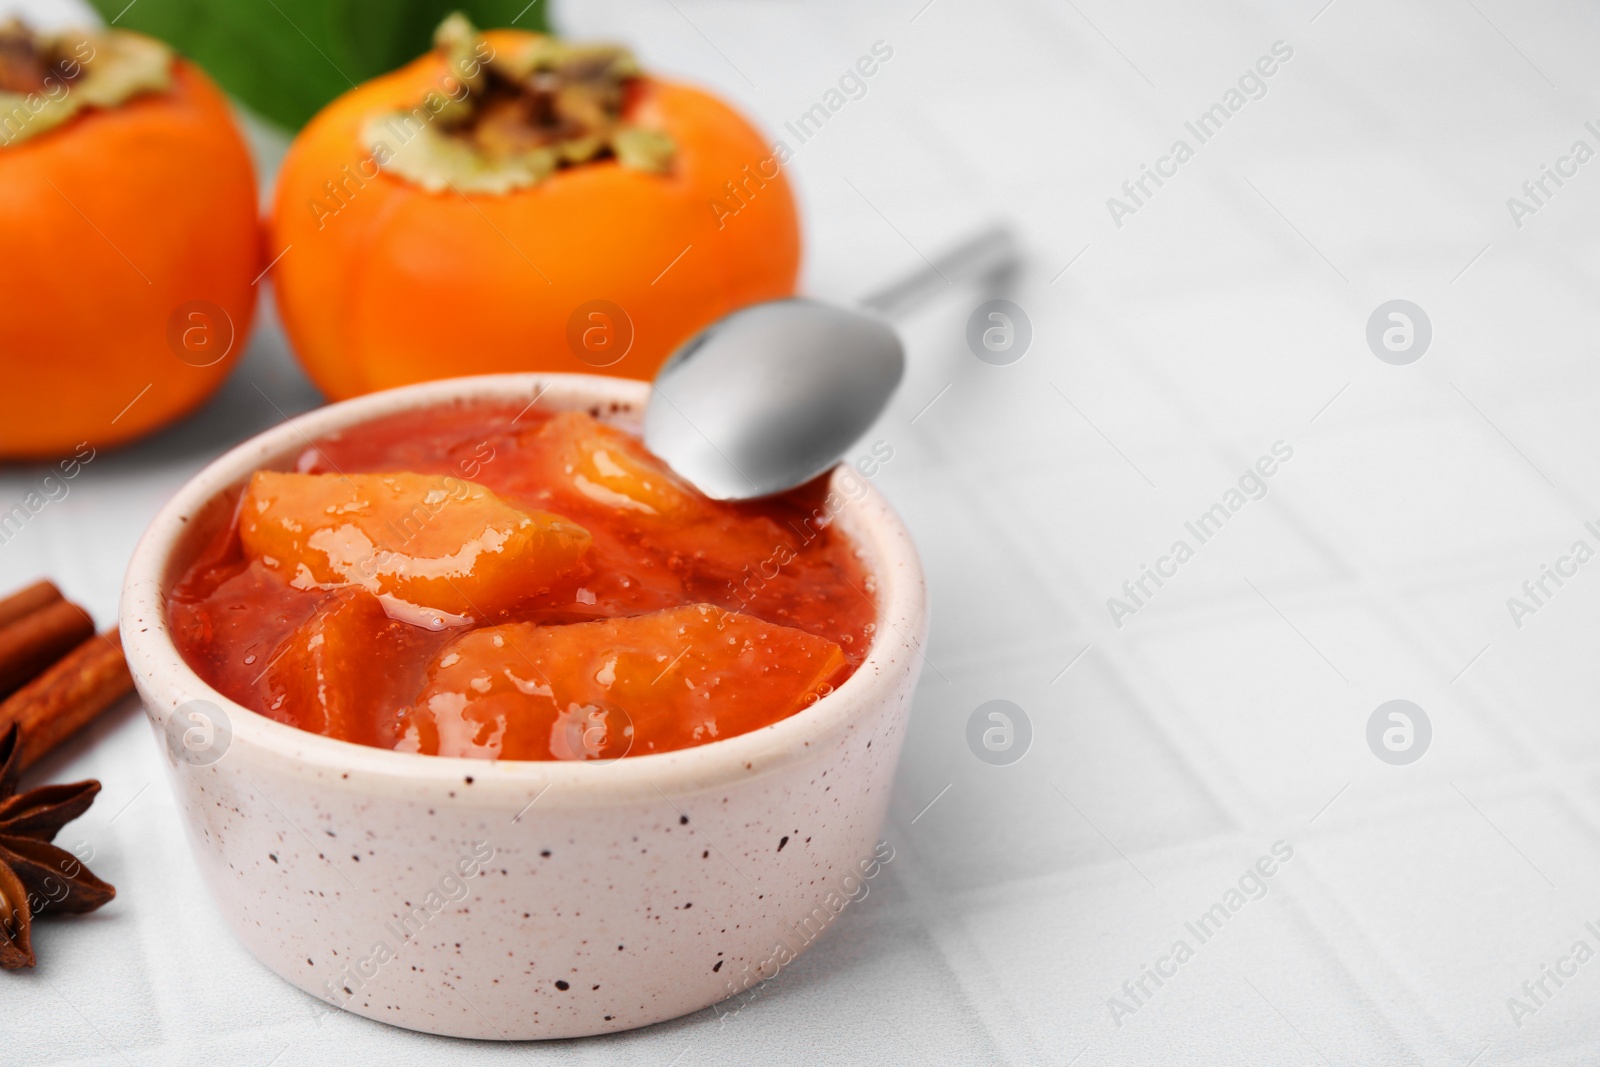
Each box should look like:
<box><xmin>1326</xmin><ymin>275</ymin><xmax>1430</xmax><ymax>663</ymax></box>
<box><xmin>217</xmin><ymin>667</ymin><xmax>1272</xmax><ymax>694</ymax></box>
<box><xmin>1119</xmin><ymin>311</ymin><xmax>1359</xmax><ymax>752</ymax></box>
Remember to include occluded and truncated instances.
<box><xmin>119</xmin><ymin>373</ymin><xmax>925</xmax><ymax>1039</ymax></box>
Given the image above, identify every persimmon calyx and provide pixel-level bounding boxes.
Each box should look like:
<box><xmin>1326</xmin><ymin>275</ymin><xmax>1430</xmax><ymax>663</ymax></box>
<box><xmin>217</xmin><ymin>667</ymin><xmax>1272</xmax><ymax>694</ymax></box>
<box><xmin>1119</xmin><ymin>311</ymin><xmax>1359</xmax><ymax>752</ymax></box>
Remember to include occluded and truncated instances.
<box><xmin>0</xmin><ymin>20</ymin><xmax>171</xmax><ymax>149</ymax></box>
<box><xmin>360</xmin><ymin>13</ymin><xmax>676</xmax><ymax>195</ymax></box>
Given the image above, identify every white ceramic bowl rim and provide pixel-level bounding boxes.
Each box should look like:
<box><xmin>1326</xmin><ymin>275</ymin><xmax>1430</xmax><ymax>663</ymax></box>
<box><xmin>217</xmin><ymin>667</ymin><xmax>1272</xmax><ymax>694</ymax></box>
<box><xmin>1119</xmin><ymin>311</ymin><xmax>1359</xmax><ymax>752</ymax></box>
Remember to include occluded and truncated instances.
<box><xmin>120</xmin><ymin>373</ymin><xmax>925</xmax><ymax>804</ymax></box>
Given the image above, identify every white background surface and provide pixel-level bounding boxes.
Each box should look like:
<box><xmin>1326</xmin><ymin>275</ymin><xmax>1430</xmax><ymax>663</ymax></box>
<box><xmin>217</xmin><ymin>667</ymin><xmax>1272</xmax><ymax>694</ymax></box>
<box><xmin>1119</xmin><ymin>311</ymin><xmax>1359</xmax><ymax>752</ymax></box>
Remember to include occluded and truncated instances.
<box><xmin>5</xmin><ymin>0</ymin><xmax>1600</xmax><ymax>1063</ymax></box>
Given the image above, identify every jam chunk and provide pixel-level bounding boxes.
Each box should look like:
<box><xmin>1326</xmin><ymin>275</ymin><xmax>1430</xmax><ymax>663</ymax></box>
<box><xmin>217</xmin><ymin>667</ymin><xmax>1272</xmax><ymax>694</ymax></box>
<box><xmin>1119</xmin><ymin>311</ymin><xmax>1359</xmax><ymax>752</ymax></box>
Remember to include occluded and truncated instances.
<box><xmin>239</xmin><ymin>470</ymin><xmax>590</xmax><ymax>621</ymax></box>
<box><xmin>399</xmin><ymin>604</ymin><xmax>847</xmax><ymax>760</ymax></box>
<box><xmin>529</xmin><ymin>411</ymin><xmax>704</xmax><ymax>520</ymax></box>
<box><xmin>517</xmin><ymin>410</ymin><xmax>787</xmax><ymax>568</ymax></box>
<box><xmin>263</xmin><ymin>592</ymin><xmax>389</xmax><ymax>743</ymax></box>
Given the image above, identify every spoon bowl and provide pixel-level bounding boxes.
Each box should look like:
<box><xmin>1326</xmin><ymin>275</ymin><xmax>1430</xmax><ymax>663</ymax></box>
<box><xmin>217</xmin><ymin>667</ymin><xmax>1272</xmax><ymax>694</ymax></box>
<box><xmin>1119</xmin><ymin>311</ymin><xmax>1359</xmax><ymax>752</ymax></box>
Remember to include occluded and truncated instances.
<box><xmin>644</xmin><ymin>299</ymin><xmax>903</xmax><ymax>501</ymax></box>
<box><xmin>644</xmin><ymin>224</ymin><xmax>1019</xmax><ymax>500</ymax></box>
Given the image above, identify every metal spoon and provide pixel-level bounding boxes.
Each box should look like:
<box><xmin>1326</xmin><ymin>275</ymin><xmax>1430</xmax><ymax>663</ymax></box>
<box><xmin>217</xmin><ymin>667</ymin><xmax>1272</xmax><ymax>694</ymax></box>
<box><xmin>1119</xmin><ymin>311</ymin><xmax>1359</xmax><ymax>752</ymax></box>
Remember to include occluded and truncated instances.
<box><xmin>644</xmin><ymin>224</ymin><xmax>1020</xmax><ymax>500</ymax></box>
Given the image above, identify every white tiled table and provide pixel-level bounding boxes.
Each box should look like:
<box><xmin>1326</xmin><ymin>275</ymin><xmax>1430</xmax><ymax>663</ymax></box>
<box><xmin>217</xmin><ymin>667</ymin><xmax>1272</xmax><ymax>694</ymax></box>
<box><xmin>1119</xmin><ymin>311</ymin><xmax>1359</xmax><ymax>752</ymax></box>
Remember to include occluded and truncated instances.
<box><xmin>7</xmin><ymin>0</ymin><xmax>1600</xmax><ymax>1062</ymax></box>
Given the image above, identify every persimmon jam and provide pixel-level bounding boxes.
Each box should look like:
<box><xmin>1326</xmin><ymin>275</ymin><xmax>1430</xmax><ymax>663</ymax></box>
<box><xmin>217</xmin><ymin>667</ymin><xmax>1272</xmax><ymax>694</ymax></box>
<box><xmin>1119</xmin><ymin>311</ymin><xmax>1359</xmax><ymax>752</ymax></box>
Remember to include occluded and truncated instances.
<box><xmin>167</xmin><ymin>401</ymin><xmax>878</xmax><ymax>760</ymax></box>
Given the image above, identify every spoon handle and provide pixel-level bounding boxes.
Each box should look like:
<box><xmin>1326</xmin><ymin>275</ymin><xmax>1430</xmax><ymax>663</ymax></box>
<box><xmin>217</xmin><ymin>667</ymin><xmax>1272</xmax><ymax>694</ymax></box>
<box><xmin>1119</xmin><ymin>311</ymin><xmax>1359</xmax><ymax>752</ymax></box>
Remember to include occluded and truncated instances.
<box><xmin>857</xmin><ymin>223</ymin><xmax>1022</xmax><ymax>319</ymax></box>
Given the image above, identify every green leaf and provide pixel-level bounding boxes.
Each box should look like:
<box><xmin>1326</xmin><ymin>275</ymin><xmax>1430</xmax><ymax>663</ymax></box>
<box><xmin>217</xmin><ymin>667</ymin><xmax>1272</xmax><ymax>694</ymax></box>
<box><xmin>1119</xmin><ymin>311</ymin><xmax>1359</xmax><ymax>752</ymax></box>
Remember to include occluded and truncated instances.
<box><xmin>83</xmin><ymin>0</ymin><xmax>550</xmax><ymax>130</ymax></box>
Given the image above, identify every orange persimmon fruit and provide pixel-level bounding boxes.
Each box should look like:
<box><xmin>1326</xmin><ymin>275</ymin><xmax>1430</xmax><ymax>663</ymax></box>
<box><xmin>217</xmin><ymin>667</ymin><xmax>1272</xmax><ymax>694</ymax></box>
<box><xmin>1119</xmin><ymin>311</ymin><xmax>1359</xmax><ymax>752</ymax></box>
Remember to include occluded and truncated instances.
<box><xmin>0</xmin><ymin>22</ymin><xmax>260</xmax><ymax>459</ymax></box>
<box><xmin>269</xmin><ymin>15</ymin><xmax>800</xmax><ymax>400</ymax></box>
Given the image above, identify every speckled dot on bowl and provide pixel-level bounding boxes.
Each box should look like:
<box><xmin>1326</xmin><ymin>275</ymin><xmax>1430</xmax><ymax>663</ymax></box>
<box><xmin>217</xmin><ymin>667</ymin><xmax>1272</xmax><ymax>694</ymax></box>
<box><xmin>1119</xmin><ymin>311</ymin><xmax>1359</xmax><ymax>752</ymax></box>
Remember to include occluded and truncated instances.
<box><xmin>119</xmin><ymin>373</ymin><xmax>927</xmax><ymax>1039</ymax></box>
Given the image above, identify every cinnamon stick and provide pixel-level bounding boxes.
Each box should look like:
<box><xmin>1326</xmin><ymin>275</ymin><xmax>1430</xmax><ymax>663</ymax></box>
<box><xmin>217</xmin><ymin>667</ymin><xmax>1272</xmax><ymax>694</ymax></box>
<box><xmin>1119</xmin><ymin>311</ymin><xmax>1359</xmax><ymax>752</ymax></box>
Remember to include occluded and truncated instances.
<box><xmin>0</xmin><ymin>628</ymin><xmax>133</xmax><ymax>772</ymax></box>
<box><xmin>0</xmin><ymin>597</ymin><xmax>94</xmax><ymax>700</ymax></box>
<box><xmin>0</xmin><ymin>580</ymin><xmax>61</xmax><ymax>630</ymax></box>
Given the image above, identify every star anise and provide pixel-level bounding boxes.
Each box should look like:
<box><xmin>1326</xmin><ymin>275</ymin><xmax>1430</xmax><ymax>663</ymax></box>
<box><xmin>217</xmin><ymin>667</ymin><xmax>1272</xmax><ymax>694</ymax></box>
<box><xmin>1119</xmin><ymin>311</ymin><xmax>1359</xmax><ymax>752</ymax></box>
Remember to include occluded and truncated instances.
<box><xmin>0</xmin><ymin>722</ymin><xmax>114</xmax><ymax>969</ymax></box>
